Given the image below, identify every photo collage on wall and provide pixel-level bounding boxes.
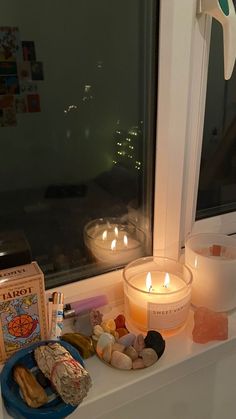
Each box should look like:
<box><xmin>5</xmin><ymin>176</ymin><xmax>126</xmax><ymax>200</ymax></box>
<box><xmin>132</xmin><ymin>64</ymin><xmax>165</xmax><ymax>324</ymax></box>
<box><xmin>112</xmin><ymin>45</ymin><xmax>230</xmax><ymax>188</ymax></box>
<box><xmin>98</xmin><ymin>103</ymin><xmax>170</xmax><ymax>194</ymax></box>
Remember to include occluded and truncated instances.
<box><xmin>0</xmin><ymin>27</ymin><xmax>44</xmax><ymax>127</ymax></box>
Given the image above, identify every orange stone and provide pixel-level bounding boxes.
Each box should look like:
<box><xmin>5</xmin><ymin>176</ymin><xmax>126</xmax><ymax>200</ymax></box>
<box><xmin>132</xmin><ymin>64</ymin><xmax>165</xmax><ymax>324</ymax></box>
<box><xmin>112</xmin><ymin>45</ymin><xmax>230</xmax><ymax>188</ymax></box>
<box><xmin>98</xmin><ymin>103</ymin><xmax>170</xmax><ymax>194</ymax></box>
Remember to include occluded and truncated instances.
<box><xmin>192</xmin><ymin>306</ymin><xmax>228</xmax><ymax>344</ymax></box>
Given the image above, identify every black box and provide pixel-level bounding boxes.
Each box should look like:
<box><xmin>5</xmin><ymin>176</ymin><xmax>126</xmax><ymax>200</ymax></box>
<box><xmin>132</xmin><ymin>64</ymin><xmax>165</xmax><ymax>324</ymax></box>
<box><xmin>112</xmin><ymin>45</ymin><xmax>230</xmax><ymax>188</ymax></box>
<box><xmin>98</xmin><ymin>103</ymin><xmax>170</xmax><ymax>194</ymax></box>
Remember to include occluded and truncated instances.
<box><xmin>0</xmin><ymin>231</ymin><xmax>32</xmax><ymax>269</ymax></box>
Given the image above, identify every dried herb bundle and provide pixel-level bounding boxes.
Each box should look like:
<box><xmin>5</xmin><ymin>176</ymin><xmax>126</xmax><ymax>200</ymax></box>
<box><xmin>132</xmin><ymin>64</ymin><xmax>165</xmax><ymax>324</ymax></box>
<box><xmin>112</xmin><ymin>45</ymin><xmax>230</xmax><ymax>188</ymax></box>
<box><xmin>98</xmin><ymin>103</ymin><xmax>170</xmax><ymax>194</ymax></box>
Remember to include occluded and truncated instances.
<box><xmin>34</xmin><ymin>343</ymin><xmax>92</xmax><ymax>406</ymax></box>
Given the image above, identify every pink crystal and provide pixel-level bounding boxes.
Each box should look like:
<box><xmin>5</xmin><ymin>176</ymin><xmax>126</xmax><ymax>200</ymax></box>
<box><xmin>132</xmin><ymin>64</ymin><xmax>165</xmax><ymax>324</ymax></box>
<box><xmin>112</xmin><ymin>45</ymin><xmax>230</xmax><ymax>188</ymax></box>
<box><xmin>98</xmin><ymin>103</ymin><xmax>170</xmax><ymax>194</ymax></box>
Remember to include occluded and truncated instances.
<box><xmin>192</xmin><ymin>307</ymin><xmax>228</xmax><ymax>344</ymax></box>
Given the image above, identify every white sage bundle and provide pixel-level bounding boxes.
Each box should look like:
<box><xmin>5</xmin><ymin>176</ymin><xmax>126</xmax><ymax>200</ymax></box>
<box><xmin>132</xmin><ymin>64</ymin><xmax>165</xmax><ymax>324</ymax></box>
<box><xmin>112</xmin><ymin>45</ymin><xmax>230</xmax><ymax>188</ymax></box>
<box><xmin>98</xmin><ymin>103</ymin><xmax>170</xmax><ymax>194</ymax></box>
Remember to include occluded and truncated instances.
<box><xmin>34</xmin><ymin>342</ymin><xmax>92</xmax><ymax>406</ymax></box>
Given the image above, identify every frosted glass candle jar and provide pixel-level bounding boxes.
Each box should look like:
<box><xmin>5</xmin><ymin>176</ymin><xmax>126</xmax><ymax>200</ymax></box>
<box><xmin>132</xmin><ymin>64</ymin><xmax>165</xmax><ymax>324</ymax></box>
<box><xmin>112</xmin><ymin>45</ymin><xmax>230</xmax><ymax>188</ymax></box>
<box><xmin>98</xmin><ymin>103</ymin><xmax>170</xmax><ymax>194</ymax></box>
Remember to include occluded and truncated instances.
<box><xmin>123</xmin><ymin>257</ymin><xmax>192</xmax><ymax>334</ymax></box>
<box><xmin>185</xmin><ymin>233</ymin><xmax>236</xmax><ymax>312</ymax></box>
<box><xmin>84</xmin><ymin>217</ymin><xmax>144</xmax><ymax>267</ymax></box>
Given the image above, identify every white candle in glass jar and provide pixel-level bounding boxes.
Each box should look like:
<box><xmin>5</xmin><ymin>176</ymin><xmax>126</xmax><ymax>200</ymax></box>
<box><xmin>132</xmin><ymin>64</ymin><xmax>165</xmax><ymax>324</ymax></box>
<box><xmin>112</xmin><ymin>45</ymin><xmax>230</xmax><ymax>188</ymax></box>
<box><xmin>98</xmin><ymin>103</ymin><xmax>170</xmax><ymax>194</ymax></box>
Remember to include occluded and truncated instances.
<box><xmin>85</xmin><ymin>222</ymin><xmax>143</xmax><ymax>265</ymax></box>
<box><xmin>124</xmin><ymin>261</ymin><xmax>192</xmax><ymax>333</ymax></box>
<box><xmin>185</xmin><ymin>233</ymin><xmax>236</xmax><ymax>311</ymax></box>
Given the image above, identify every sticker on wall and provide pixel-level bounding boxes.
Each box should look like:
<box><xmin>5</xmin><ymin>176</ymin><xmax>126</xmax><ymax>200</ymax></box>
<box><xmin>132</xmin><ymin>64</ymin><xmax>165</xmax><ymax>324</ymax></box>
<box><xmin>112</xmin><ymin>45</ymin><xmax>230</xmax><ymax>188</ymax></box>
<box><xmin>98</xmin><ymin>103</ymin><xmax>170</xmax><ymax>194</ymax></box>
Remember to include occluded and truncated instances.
<box><xmin>0</xmin><ymin>27</ymin><xmax>20</xmax><ymax>62</ymax></box>
<box><xmin>0</xmin><ymin>95</ymin><xmax>14</xmax><ymax>109</ymax></box>
<box><xmin>22</xmin><ymin>41</ymin><xmax>36</xmax><ymax>61</ymax></box>
<box><xmin>0</xmin><ymin>62</ymin><xmax>17</xmax><ymax>76</ymax></box>
<box><xmin>0</xmin><ymin>75</ymin><xmax>19</xmax><ymax>95</ymax></box>
<box><xmin>27</xmin><ymin>94</ymin><xmax>40</xmax><ymax>112</ymax></box>
<box><xmin>0</xmin><ymin>107</ymin><xmax>17</xmax><ymax>127</ymax></box>
<box><xmin>20</xmin><ymin>81</ymin><xmax>37</xmax><ymax>93</ymax></box>
<box><xmin>5</xmin><ymin>75</ymin><xmax>19</xmax><ymax>94</ymax></box>
<box><xmin>15</xmin><ymin>95</ymin><xmax>27</xmax><ymax>113</ymax></box>
<box><xmin>0</xmin><ymin>27</ymin><xmax>44</xmax><ymax>125</ymax></box>
<box><xmin>0</xmin><ymin>76</ymin><xmax>7</xmax><ymax>95</ymax></box>
<box><xmin>18</xmin><ymin>61</ymin><xmax>31</xmax><ymax>81</ymax></box>
<box><xmin>31</xmin><ymin>62</ymin><xmax>44</xmax><ymax>80</ymax></box>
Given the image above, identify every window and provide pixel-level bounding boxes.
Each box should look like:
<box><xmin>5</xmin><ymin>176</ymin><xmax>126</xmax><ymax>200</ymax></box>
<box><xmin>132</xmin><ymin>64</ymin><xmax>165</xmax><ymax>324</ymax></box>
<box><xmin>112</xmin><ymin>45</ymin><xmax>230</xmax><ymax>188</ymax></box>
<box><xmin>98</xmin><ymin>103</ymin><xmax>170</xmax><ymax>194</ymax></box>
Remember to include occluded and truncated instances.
<box><xmin>197</xmin><ymin>19</ymin><xmax>236</xmax><ymax>220</ymax></box>
<box><xmin>181</xmin><ymin>1</ymin><xmax>236</xmax><ymax>240</ymax></box>
<box><xmin>0</xmin><ymin>0</ymin><xmax>158</xmax><ymax>288</ymax></box>
<box><xmin>1</xmin><ymin>0</ymin><xmax>234</xmax><ymax>288</ymax></box>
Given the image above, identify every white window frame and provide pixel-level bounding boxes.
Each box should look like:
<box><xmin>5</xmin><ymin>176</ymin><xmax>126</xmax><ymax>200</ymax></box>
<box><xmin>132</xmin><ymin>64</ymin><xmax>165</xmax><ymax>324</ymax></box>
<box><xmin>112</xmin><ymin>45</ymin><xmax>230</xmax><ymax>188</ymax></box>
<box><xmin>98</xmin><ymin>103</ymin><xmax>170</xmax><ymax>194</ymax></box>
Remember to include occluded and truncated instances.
<box><xmin>154</xmin><ymin>0</ymin><xmax>236</xmax><ymax>263</ymax></box>
<box><xmin>154</xmin><ymin>0</ymin><xmax>202</xmax><ymax>259</ymax></box>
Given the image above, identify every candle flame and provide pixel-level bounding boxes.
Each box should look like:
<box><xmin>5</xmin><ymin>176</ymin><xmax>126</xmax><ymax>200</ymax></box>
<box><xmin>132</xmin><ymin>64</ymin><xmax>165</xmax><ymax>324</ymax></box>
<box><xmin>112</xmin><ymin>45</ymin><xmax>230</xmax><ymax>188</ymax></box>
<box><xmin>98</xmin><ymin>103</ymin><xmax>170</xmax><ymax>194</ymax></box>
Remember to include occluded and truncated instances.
<box><xmin>111</xmin><ymin>239</ymin><xmax>117</xmax><ymax>250</ymax></box>
<box><xmin>114</xmin><ymin>227</ymin><xmax>119</xmax><ymax>237</ymax></box>
<box><xmin>123</xmin><ymin>235</ymin><xmax>128</xmax><ymax>246</ymax></box>
<box><xmin>102</xmin><ymin>230</ymin><xmax>107</xmax><ymax>240</ymax></box>
<box><xmin>146</xmin><ymin>272</ymin><xmax>152</xmax><ymax>292</ymax></box>
<box><xmin>164</xmin><ymin>272</ymin><xmax>170</xmax><ymax>288</ymax></box>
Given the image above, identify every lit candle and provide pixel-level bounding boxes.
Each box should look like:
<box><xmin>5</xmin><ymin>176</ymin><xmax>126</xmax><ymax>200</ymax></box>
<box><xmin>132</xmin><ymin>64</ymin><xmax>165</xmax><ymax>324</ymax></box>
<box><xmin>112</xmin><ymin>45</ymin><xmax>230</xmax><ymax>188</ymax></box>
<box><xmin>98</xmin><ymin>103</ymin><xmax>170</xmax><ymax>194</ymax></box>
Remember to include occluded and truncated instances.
<box><xmin>84</xmin><ymin>218</ymin><xmax>144</xmax><ymax>266</ymax></box>
<box><xmin>123</xmin><ymin>257</ymin><xmax>192</xmax><ymax>334</ymax></box>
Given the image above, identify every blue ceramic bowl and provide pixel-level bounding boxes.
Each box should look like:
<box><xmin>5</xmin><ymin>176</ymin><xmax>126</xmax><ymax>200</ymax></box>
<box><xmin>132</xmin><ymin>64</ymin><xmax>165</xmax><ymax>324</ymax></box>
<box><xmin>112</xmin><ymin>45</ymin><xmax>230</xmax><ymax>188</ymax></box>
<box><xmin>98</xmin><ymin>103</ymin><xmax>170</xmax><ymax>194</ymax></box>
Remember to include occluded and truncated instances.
<box><xmin>1</xmin><ymin>340</ymin><xmax>85</xmax><ymax>419</ymax></box>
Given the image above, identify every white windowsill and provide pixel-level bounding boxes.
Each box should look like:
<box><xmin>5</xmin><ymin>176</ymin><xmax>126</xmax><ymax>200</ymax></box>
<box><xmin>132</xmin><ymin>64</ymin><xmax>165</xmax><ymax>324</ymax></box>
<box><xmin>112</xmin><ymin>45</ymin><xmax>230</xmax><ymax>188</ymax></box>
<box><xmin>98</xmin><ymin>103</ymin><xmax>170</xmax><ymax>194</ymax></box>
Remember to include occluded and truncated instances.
<box><xmin>2</xmin><ymin>270</ymin><xmax>236</xmax><ymax>419</ymax></box>
<box><xmin>74</xmin><ymin>312</ymin><xmax>236</xmax><ymax>419</ymax></box>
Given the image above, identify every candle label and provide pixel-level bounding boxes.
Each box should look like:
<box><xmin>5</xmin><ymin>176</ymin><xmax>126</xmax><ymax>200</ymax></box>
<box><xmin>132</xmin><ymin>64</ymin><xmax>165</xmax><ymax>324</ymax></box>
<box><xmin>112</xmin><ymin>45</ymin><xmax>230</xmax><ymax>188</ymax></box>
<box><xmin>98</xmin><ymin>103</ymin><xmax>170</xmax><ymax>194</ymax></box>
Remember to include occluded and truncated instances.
<box><xmin>148</xmin><ymin>295</ymin><xmax>191</xmax><ymax>330</ymax></box>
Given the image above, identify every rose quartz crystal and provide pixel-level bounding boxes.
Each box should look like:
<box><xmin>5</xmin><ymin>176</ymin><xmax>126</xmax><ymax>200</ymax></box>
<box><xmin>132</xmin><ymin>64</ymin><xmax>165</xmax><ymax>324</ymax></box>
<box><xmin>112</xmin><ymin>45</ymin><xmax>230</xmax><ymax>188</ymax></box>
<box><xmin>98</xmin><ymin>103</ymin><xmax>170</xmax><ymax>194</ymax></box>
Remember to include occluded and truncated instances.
<box><xmin>192</xmin><ymin>307</ymin><xmax>228</xmax><ymax>344</ymax></box>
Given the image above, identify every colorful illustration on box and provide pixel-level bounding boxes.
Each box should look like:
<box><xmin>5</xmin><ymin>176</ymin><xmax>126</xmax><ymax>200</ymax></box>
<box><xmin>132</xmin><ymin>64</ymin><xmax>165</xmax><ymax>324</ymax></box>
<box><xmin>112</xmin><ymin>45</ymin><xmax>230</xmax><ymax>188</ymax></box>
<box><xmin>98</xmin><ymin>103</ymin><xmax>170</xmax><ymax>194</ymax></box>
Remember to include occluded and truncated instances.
<box><xmin>0</xmin><ymin>26</ymin><xmax>44</xmax><ymax>126</ymax></box>
<box><xmin>0</xmin><ymin>294</ymin><xmax>41</xmax><ymax>354</ymax></box>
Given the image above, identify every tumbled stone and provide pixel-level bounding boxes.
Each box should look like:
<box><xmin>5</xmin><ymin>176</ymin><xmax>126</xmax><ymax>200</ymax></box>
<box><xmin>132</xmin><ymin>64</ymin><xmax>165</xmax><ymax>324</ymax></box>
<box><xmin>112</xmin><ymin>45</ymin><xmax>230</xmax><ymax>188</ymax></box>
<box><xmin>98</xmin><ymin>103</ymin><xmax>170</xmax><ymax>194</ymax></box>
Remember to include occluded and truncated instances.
<box><xmin>124</xmin><ymin>345</ymin><xmax>138</xmax><ymax>361</ymax></box>
<box><xmin>144</xmin><ymin>330</ymin><xmax>165</xmax><ymax>358</ymax></box>
<box><xmin>132</xmin><ymin>358</ymin><xmax>145</xmax><ymax>369</ymax></box>
<box><xmin>140</xmin><ymin>348</ymin><xmax>158</xmax><ymax>367</ymax></box>
<box><xmin>96</xmin><ymin>332</ymin><xmax>115</xmax><ymax>357</ymax></box>
<box><xmin>93</xmin><ymin>325</ymin><xmax>104</xmax><ymax>339</ymax></box>
<box><xmin>101</xmin><ymin>319</ymin><xmax>116</xmax><ymax>333</ymax></box>
<box><xmin>192</xmin><ymin>307</ymin><xmax>228</xmax><ymax>344</ymax></box>
<box><xmin>110</xmin><ymin>330</ymin><xmax>119</xmax><ymax>340</ymax></box>
<box><xmin>102</xmin><ymin>343</ymin><xmax>112</xmax><ymax>363</ymax></box>
<box><xmin>62</xmin><ymin>332</ymin><xmax>95</xmax><ymax>358</ymax></box>
<box><xmin>114</xmin><ymin>314</ymin><xmax>126</xmax><ymax>329</ymax></box>
<box><xmin>74</xmin><ymin>312</ymin><xmax>93</xmax><ymax>336</ymax></box>
<box><xmin>116</xmin><ymin>327</ymin><xmax>129</xmax><ymax>338</ymax></box>
<box><xmin>118</xmin><ymin>333</ymin><xmax>136</xmax><ymax>347</ymax></box>
<box><xmin>112</xmin><ymin>343</ymin><xmax>125</xmax><ymax>353</ymax></box>
<box><xmin>90</xmin><ymin>309</ymin><xmax>103</xmax><ymax>326</ymax></box>
<box><xmin>36</xmin><ymin>370</ymin><xmax>50</xmax><ymax>388</ymax></box>
<box><xmin>110</xmin><ymin>351</ymin><xmax>132</xmax><ymax>370</ymax></box>
<box><xmin>133</xmin><ymin>334</ymin><xmax>145</xmax><ymax>353</ymax></box>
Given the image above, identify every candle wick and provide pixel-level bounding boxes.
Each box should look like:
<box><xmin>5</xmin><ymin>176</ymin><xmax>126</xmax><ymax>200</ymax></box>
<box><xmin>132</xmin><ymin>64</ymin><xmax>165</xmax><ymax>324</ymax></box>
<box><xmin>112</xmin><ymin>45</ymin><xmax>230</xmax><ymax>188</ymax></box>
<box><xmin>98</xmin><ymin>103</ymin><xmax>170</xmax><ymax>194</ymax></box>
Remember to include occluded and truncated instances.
<box><xmin>149</xmin><ymin>285</ymin><xmax>152</xmax><ymax>293</ymax></box>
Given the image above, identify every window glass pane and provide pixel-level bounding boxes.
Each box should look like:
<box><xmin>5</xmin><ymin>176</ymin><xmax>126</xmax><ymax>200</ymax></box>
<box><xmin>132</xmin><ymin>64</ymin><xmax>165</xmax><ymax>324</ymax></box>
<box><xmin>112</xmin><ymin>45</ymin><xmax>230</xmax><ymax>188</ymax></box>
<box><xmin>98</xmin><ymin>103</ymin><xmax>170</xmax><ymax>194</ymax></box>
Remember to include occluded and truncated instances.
<box><xmin>0</xmin><ymin>0</ymin><xmax>158</xmax><ymax>287</ymax></box>
<box><xmin>196</xmin><ymin>19</ymin><xmax>236</xmax><ymax>220</ymax></box>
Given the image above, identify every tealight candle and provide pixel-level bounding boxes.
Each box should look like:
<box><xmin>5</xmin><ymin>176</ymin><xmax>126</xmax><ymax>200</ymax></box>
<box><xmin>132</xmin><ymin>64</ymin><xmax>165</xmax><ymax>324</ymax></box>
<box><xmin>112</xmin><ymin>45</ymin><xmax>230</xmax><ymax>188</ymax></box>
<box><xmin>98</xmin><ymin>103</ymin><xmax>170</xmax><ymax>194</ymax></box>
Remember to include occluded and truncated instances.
<box><xmin>84</xmin><ymin>218</ymin><xmax>144</xmax><ymax>266</ymax></box>
<box><xmin>185</xmin><ymin>233</ymin><xmax>236</xmax><ymax>312</ymax></box>
<box><xmin>123</xmin><ymin>257</ymin><xmax>192</xmax><ymax>334</ymax></box>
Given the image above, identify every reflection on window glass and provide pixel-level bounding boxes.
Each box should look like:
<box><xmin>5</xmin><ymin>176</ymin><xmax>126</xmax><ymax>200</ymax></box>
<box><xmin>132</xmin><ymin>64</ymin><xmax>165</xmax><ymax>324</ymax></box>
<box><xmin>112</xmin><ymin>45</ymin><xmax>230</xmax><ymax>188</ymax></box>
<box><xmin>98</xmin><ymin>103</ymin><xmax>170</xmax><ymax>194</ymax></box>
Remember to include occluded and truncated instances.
<box><xmin>0</xmin><ymin>0</ymin><xmax>158</xmax><ymax>287</ymax></box>
<box><xmin>197</xmin><ymin>20</ymin><xmax>236</xmax><ymax>220</ymax></box>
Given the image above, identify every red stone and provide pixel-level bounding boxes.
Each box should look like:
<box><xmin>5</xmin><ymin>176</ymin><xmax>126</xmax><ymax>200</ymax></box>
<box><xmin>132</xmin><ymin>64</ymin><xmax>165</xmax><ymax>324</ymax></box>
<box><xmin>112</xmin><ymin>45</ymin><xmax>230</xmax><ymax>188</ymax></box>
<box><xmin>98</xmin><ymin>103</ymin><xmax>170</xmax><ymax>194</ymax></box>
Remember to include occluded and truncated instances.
<box><xmin>116</xmin><ymin>327</ymin><xmax>129</xmax><ymax>338</ymax></box>
<box><xmin>114</xmin><ymin>314</ymin><xmax>126</xmax><ymax>329</ymax></box>
<box><xmin>192</xmin><ymin>307</ymin><xmax>228</xmax><ymax>344</ymax></box>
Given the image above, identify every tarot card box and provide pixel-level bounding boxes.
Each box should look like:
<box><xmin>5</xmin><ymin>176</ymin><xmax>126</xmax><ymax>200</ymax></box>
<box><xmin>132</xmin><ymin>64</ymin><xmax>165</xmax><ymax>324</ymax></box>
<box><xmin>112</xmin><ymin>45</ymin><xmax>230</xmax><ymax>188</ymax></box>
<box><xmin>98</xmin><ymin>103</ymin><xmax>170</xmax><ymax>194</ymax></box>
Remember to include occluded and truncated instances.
<box><xmin>0</xmin><ymin>262</ymin><xmax>48</xmax><ymax>363</ymax></box>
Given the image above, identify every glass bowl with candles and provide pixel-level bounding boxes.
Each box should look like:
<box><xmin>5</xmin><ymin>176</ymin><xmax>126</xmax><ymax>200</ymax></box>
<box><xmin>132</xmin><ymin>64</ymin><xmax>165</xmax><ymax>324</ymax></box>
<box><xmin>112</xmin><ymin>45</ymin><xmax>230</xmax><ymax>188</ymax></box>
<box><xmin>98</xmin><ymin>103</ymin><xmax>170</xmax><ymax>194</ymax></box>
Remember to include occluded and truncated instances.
<box><xmin>83</xmin><ymin>217</ymin><xmax>145</xmax><ymax>268</ymax></box>
<box><xmin>123</xmin><ymin>257</ymin><xmax>193</xmax><ymax>336</ymax></box>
